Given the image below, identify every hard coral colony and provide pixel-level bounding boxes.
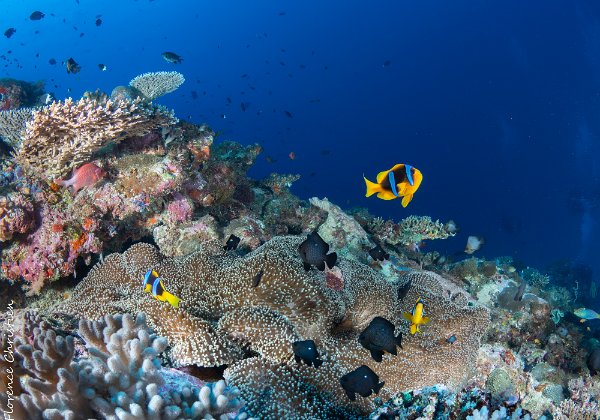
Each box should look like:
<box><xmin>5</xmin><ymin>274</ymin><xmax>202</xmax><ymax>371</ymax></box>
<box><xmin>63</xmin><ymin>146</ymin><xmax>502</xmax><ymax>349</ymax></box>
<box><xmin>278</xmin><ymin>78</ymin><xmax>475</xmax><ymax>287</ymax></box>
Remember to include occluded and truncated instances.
<box><xmin>0</xmin><ymin>70</ymin><xmax>598</xmax><ymax>420</ymax></box>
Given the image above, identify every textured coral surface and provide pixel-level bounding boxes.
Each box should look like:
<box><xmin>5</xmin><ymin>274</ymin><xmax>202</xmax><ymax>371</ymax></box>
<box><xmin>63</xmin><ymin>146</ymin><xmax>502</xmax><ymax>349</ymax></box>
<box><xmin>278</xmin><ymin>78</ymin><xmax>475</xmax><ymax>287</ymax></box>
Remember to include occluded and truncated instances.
<box><xmin>53</xmin><ymin>235</ymin><xmax>490</xmax><ymax>416</ymax></box>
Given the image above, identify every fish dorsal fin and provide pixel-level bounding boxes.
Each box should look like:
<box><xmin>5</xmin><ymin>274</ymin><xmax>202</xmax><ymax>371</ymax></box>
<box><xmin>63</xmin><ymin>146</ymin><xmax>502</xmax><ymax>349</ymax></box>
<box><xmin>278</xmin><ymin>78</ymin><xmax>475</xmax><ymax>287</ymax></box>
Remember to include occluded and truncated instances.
<box><xmin>403</xmin><ymin>312</ymin><xmax>413</xmax><ymax>322</ymax></box>
<box><xmin>376</xmin><ymin>170</ymin><xmax>389</xmax><ymax>184</ymax></box>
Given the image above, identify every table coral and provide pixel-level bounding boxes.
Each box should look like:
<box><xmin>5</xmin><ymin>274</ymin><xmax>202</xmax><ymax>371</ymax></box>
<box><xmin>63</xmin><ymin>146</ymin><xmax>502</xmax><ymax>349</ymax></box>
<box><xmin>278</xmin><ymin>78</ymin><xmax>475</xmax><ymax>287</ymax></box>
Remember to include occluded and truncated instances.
<box><xmin>53</xmin><ymin>235</ymin><xmax>490</xmax><ymax>417</ymax></box>
<box><xmin>15</xmin><ymin>96</ymin><xmax>178</xmax><ymax>179</ymax></box>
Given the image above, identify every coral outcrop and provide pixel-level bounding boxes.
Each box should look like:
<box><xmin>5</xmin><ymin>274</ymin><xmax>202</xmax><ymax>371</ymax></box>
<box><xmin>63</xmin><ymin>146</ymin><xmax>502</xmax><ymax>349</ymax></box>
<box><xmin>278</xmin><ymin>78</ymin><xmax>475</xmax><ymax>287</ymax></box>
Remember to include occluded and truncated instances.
<box><xmin>53</xmin><ymin>235</ymin><xmax>490</xmax><ymax>417</ymax></box>
<box><xmin>0</xmin><ymin>107</ymin><xmax>34</xmax><ymax>149</ymax></box>
<box><xmin>15</xmin><ymin>97</ymin><xmax>177</xmax><ymax>179</ymax></box>
<box><xmin>0</xmin><ymin>311</ymin><xmax>246</xmax><ymax>419</ymax></box>
<box><xmin>129</xmin><ymin>71</ymin><xmax>185</xmax><ymax>101</ymax></box>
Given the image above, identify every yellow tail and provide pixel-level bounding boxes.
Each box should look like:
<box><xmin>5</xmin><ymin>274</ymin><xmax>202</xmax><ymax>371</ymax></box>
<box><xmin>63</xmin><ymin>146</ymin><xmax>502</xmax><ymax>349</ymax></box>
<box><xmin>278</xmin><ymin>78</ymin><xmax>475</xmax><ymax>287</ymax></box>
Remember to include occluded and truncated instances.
<box><xmin>164</xmin><ymin>292</ymin><xmax>180</xmax><ymax>308</ymax></box>
<box><xmin>410</xmin><ymin>324</ymin><xmax>417</xmax><ymax>334</ymax></box>
<box><xmin>364</xmin><ymin>176</ymin><xmax>381</xmax><ymax>197</ymax></box>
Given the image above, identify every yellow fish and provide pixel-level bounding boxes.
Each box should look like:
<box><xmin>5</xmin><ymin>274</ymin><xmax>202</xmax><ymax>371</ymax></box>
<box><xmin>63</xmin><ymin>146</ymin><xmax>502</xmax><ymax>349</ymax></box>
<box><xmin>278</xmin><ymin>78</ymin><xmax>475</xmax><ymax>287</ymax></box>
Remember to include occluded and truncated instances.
<box><xmin>364</xmin><ymin>164</ymin><xmax>423</xmax><ymax>207</ymax></box>
<box><xmin>142</xmin><ymin>270</ymin><xmax>180</xmax><ymax>308</ymax></box>
<box><xmin>403</xmin><ymin>297</ymin><xmax>430</xmax><ymax>334</ymax></box>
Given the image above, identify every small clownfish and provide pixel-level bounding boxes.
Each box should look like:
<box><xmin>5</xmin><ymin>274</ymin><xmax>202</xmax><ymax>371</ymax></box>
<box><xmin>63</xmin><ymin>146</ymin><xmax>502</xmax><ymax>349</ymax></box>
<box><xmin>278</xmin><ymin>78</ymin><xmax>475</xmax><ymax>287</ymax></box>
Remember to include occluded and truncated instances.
<box><xmin>363</xmin><ymin>164</ymin><xmax>423</xmax><ymax>207</ymax></box>
<box><xmin>403</xmin><ymin>297</ymin><xmax>430</xmax><ymax>334</ymax></box>
<box><xmin>142</xmin><ymin>270</ymin><xmax>180</xmax><ymax>308</ymax></box>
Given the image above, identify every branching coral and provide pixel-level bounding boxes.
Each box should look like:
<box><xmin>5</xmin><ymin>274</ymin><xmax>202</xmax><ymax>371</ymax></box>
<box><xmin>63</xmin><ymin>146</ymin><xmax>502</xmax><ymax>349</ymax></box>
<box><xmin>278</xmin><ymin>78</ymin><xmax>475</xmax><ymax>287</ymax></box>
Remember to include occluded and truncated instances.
<box><xmin>129</xmin><ymin>71</ymin><xmax>185</xmax><ymax>101</ymax></box>
<box><xmin>0</xmin><ymin>107</ymin><xmax>34</xmax><ymax>149</ymax></box>
<box><xmin>367</xmin><ymin>215</ymin><xmax>455</xmax><ymax>247</ymax></box>
<box><xmin>0</xmin><ymin>311</ymin><xmax>245</xmax><ymax>419</ymax></box>
<box><xmin>15</xmin><ymin>97</ymin><xmax>178</xmax><ymax>179</ymax></box>
<box><xmin>53</xmin><ymin>235</ymin><xmax>490</xmax><ymax>417</ymax></box>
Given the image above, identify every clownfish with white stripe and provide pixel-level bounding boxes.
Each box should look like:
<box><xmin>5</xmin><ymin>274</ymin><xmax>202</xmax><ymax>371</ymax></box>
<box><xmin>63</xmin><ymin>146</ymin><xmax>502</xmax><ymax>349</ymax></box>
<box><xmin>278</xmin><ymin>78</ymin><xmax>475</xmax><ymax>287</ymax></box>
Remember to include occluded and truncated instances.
<box><xmin>142</xmin><ymin>270</ymin><xmax>180</xmax><ymax>308</ymax></box>
<box><xmin>363</xmin><ymin>164</ymin><xmax>423</xmax><ymax>207</ymax></box>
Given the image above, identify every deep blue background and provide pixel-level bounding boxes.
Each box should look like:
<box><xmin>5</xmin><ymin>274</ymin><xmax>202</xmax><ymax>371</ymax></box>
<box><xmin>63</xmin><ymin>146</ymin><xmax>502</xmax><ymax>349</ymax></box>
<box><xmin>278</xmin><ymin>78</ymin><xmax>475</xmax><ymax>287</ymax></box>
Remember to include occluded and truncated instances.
<box><xmin>1</xmin><ymin>0</ymin><xmax>599</xmax><ymax>287</ymax></box>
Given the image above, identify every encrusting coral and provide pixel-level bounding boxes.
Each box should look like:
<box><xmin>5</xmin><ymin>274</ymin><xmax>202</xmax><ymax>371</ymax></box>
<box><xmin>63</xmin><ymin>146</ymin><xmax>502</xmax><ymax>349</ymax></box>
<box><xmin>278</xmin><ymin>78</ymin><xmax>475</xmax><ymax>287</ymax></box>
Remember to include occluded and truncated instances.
<box><xmin>0</xmin><ymin>311</ymin><xmax>246</xmax><ymax>419</ymax></box>
<box><xmin>129</xmin><ymin>71</ymin><xmax>186</xmax><ymax>101</ymax></box>
<box><xmin>15</xmin><ymin>96</ymin><xmax>177</xmax><ymax>179</ymax></box>
<box><xmin>53</xmin><ymin>235</ymin><xmax>490</xmax><ymax>417</ymax></box>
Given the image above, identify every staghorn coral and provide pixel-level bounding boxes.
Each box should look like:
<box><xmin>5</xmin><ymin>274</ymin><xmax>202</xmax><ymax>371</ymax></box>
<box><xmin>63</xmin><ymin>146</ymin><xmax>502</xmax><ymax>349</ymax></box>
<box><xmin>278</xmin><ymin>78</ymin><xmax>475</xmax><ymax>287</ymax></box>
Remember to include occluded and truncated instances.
<box><xmin>15</xmin><ymin>97</ymin><xmax>177</xmax><ymax>179</ymax></box>
<box><xmin>521</xmin><ymin>267</ymin><xmax>550</xmax><ymax>289</ymax></box>
<box><xmin>0</xmin><ymin>312</ymin><xmax>246</xmax><ymax>419</ymax></box>
<box><xmin>129</xmin><ymin>71</ymin><xmax>185</xmax><ymax>101</ymax></box>
<box><xmin>53</xmin><ymin>235</ymin><xmax>490</xmax><ymax>417</ymax></box>
<box><xmin>0</xmin><ymin>107</ymin><xmax>34</xmax><ymax>149</ymax></box>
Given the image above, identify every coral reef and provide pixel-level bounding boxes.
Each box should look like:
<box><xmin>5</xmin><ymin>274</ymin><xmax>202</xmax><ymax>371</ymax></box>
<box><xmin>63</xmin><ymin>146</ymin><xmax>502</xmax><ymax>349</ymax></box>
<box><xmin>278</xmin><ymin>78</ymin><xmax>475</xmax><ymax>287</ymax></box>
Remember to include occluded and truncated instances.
<box><xmin>0</xmin><ymin>78</ymin><xmax>45</xmax><ymax>110</ymax></box>
<box><xmin>0</xmin><ymin>192</ymin><xmax>35</xmax><ymax>242</ymax></box>
<box><xmin>52</xmin><ymin>235</ymin><xmax>489</xmax><ymax>416</ymax></box>
<box><xmin>0</xmin><ymin>311</ymin><xmax>246</xmax><ymax>419</ymax></box>
<box><xmin>15</xmin><ymin>97</ymin><xmax>178</xmax><ymax>179</ymax></box>
<box><xmin>129</xmin><ymin>71</ymin><xmax>185</xmax><ymax>101</ymax></box>
<box><xmin>0</xmin><ymin>107</ymin><xmax>34</xmax><ymax>149</ymax></box>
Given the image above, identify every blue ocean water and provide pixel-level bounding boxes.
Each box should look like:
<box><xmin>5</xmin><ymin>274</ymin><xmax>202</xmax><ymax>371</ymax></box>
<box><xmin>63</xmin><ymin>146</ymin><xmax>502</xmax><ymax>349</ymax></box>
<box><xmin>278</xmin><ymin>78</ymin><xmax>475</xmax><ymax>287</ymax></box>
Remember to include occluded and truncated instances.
<box><xmin>2</xmin><ymin>0</ymin><xmax>599</xmax><ymax>292</ymax></box>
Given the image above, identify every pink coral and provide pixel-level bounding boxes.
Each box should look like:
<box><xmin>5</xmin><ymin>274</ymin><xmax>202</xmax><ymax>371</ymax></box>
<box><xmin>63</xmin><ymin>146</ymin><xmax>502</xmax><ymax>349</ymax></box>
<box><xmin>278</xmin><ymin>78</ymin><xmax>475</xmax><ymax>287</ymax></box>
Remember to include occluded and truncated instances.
<box><xmin>167</xmin><ymin>194</ymin><xmax>193</xmax><ymax>223</ymax></box>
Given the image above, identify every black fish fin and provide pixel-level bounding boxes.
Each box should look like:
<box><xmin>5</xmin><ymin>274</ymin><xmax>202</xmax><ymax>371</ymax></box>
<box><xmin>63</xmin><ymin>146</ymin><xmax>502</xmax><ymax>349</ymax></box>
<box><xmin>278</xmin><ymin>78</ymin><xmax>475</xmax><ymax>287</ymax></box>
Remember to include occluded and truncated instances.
<box><xmin>384</xmin><ymin>253</ymin><xmax>390</xmax><ymax>260</ymax></box>
<box><xmin>326</xmin><ymin>252</ymin><xmax>337</xmax><ymax>268</ymax></box>
<box><xmin>313</xmin><ymin>358</ymin><xmax>323</xmax><ymax>368</ymax></box>
<box><xmin>303</xmin><ymin>262</ymin><xmax>312</xmax><ymax>271</ymax></box>
<box><xmin>396</xmin><ymin>333</ymin><xmax>403</xmax><ymax>349</ymax></box>
<box><xmin>344</xmin><ymin>388</ymin><xmax>356</xmax><ymax>401</ymax></box>
<box><xmin>387</xmin><ymin>345</ymin><xmax>397</xmax><ymax>356</ymax></box>
<box><xmin>295</xmin><ymin>355</ymin><xmax>301</xmax><ymax>364</ymax></box>
<box><xmin>317</xmin><ymin>260</ymin><xmax>326</xmax><ymax>271</ymax></box>
<box><xmin>370</xmin><ymin>349</ymin><xmax>383</xmax><ymax>362</ymax></box>
<box><xmin>374</xmin><ymin>381</ymin><xmax>385</xmax><ymax>394</ymax></box>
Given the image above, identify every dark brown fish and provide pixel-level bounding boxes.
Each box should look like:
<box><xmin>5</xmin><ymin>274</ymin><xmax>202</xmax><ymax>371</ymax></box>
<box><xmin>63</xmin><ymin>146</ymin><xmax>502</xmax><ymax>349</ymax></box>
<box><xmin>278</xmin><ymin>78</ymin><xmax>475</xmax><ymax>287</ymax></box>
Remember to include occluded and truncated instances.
<box><xmin>293</xmin><ymin>340</ymin><xmax>322</xmax><ymax>368</ymax></box>
<box><xmin>340</xmin><ymin>365</ymin><xmax>384</xmax><ymax>401</ymax></box>
<box><xmin>162</xmin><ymin>51</ymin><xmax>182</xmax><ymax>64</ymax></box>
<box><xmin>588</xmin><ymin>349</ymin><xmax>600</xmax><ymax>376</ymax></box>
<box><xmin>252</xmin><ymin>269</ymin><xmax>263</xmax><ymax>287</ymax></box>
<box><xmin>358</xmin><ymin>317</ymin><xmax>402</xmax><ymax>362</ymax></box>
<box><xmin>224</xmin><ymin>234</ymin><xmax>240</xmax><ymax>251</ymax></box>
<box><xmin>95</xmin><ymin>18</ymin><xmax>102</xmax><ymax>26</ymax></box>
<box><xmin>65</xmin><ymin>57</ymin><xmax>81</xmax><ymax>74</ymax></box>
<box><xmin>368</xmin><ymin>244</ymin><xmax>389</xmax><ymax>261</ymax></box>
<box><xmin>4</xmin><ymin>28</ymin><xmax>16</xmax><ymax>38</ymax></box>
<box><xmin>514</xmin><ymin>280</ymin><xmax>526</xmax><ymax>301</ymax></box>
<box><xmin>30</xmin><ymin>11</ymin><xmax>45</xmax><ymax>20</ymax></box>
<box><xmin>298</xmin><ymin>231</ymin><xmax>337</xmax><ymax>271</ymax></box>
<box><xmin>397</xmin><ymin>278</ymin><xmax>412</xmax><ymax>301</ymax></box>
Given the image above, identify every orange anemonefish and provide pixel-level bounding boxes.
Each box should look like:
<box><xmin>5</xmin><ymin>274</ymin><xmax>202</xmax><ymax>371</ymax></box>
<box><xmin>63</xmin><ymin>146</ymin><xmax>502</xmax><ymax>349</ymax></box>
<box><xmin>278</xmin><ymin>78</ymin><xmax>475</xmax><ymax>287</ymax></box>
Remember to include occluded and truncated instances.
<box><xmin>363</xmin><ymin>164</ymin><xmax>423</xmax><ymax>207</ymax></box>
<box><xmin>143</xmin><ymin>270</ymin><xmax>180</xmax><ymax>308</ymax></box>
<box><xmin>403</xmin><ymin>297</ymin><xmax>430</xmax><ymax>334</ymax></box>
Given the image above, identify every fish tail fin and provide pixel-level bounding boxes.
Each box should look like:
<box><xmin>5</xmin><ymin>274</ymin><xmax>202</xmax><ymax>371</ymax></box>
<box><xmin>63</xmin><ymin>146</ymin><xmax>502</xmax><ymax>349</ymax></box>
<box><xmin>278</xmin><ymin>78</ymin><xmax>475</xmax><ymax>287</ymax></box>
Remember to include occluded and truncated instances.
<box><xmin>325</xmin><ymin>252</ymin><xmax>337</xmax><ymax>269</ymax></box>
<box><xmin>374</xmin><ymin>381</ymin><xmax>385</xmax><ymax>394</ymax></box>
<box><xmin>164</xmin><ymin>292</ymin><xmax>180</xmax><ymax>308</ymax></box>
<box><xmin>401</xmin><ymin>194</ymin><xmax>413</xmax><ymax>207</ymax></box>
<box><xmin>364</xmin><ymin>175</ymin><xmax>381</xmax><ymax>197</ymax></box>
<box><xmin>421</xmin><ymin>316</ymin><xmax>430</xmax><ymax>325</ymax></box>
<box><xmin>410</xmin><ymin>324</ymin><xmax>417</xmax><ymax>335</ymax></box>
<box><xmin>395</xmin><ymin>333</ymin><xmax>403</xmax><ymax>348</ymax></box>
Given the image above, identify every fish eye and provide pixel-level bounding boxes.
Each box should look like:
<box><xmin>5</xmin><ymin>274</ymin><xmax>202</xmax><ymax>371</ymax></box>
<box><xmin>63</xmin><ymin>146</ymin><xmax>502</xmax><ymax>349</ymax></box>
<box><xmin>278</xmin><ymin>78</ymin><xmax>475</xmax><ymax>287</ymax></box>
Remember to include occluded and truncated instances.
<box><xmin>308</xmin><ymin>347</ymin><xmax>312</xmax><ymax>350</ymax></box>
<box><xmin>364</xmin><ymin>375</ymin><xmax>368</xmax><ymax>379</ymax></box>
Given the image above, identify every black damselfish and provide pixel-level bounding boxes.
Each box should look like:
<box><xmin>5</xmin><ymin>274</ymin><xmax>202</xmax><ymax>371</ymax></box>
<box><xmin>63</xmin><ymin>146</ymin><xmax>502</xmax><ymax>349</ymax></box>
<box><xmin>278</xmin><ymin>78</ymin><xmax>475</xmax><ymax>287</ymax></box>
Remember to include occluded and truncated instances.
<box><xmin>224</xmin><ymin>234</ymin><xmax>240</xmax><ymax>251</ymax></box>
<box><xmin>298</xmin><ymin>231</ymin><xmax>337</xmax><ymax>271</ymax></box>
<box><xmin>340</xmin><ymin>365</ymin><xmax>384</xmax><ymax>401</ymax></box>
<box><xmin>292</xmin><ymin>340</ymin><xmax>323</xmax><ymax>368</ymax></box>
<box><xmin>358</xmin><ymin>316</ymin><xmax>402</xmax><ymax>362</ymax></box>
<box><xmin>368</xmin><ymin>243</ymin><xmax>389</xmax><ymax>261</ymax></box>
